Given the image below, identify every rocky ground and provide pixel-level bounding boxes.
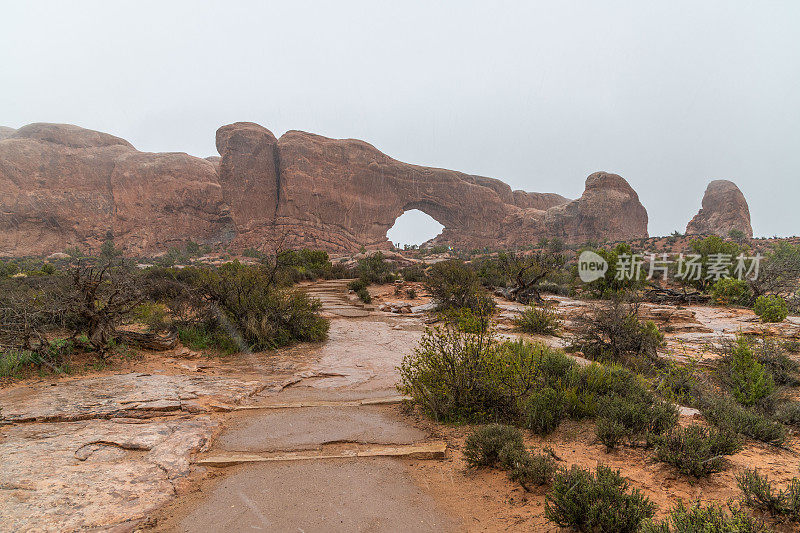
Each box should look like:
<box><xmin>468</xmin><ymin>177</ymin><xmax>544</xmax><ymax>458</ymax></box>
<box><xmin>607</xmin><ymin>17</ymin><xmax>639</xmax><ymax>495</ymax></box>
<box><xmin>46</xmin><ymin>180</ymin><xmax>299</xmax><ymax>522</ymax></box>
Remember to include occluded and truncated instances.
<box><xmin>2</xmin><ymin>280</ymin><xmax>800</xmax><ymax>532</ymax></box>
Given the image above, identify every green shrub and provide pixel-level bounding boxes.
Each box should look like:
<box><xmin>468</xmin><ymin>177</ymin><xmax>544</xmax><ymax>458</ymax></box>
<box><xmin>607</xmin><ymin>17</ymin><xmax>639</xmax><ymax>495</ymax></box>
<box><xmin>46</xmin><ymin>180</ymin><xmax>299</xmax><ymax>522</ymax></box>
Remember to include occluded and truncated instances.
<box><xmin>406</xmin><ymin>287</ymin><xmax>417</xmax><ymax>299</ymax></box>
<box><xmin>400</xmin><ymin>265</ymin><xmax>426</xmax><ymax>282</ymax></box>
<box><xmin>133</xmin><ymin>301</ymin><xmax>171</xmax><ymax>332</ymax></box>
<box><xmin>347</xmin><ymin>278</ymin><xmax>367</xmax><ymax>292</ymax></box>
<box><xmin>193</xmin><ymin>262</ymin><xmax>330</xmax><ymax>350</ymax></box>
<box><xmin>654</xmin><ymin>425</ymin><xmax>741</xmax><ymax>477</ymax></box>
<box><xmin>0</xmin><ymin>349</ymin><xmax>43</xmax><ymax>378</ymax></box>
<box><xmin>737</xmin><ymin>468</ymin><xmax>800</xmax><ymax>522</ymax></box>
<box><xmin>356</xmin><ymin>252</ymin><xmax>396</xmax><ymax>284</ymax></box>
<box><xmin>783</xmin><ymin>340</ymin><xmax>800</xmax><ymax>354</ymax></box>
<box><xmin>701</xmin><ymin>395</ymin><xmax>786</xmax><ymax>445</ymax></box>
<box><xmin>424</xmin><ymin>259</ymin><xmax>495</xmax><ymax>313</ymax></box>
<box><xmin>501</xmin><ymin>446</ymin><xmax>557</xmax><ymax>489</ymax></box>
<box><xmin>524</xmin><ymin>387</ymin><xmax>564</xmax><ymax>435</ymax></box>
<box><xmin>683</xmin><ymin>236</ymin><xmax>746</xmax><ymax>291</ymax></box>
<box><xmin>398</xmin><ymin>323</ymin><xmax>509</xmax><ymax>422</ymax></box>
<box><xmin>355</xmin><ymin>287</ymin><xmax>372</xmax><ymax>303</ymax></box>
<box><xmin>737</xmin><ymin>468</ymin><xmax>785</xmax><ymax>516</ymax></box>
<box><xmin>178</xmin><ymin>324</ymin><xmax>238</xmax><ymax>355</ymax></box>
<box><xmin>711</xmin><ymin>278</ymin><xmax>753</xmax><ymax>306</ymax></box>
<box><xmin>595</xmin><ymin>393</ymin><xmax>678</xmax><ymax>449</ymax></box>
<box><xmin>654</xmin><ymin>360</ymin><xmax>702</xmax><ymax>406</ymax></box>
<box><xmin>584</xmin><ymin>243</ymin><xmax>647</xmax><ymax>298</ymax></box>
<box><xmin>513</xmin><ymin>305</ymin><xmax>562</xmax><ymax>335</ymax></box>
<box><xmin>463</xmin><ymin>424</ymin><xmax>524</xmax><ymax>468</ymax></box>
<box><xmin>775</xmin><ymin>401</ymin><xmax>800</xmax><ymax>428</ymax></box>
<box><xmin>545</xmin><ymin>464</ymin><xmax>656</xmax><ymax>533</ymax></box>
<box><xmin>751</xmin><ymin>337</ymin><xmax>800</xmax><ymax>386</ymax></box>
<box><xmin>642</xmin><ymin>501</ymin><xmax>770</xmax><ymax>533</ymax></box>
<box><xmin>442</xmin><ymin>307</ymin><xmax>491</xmax><ymax>334</ymax></box>
<box><xmin>719</xmin><ymin>338</ymin><xmax>775</xmax><ymax>407</ymax></box>
<box><xmin>754</xmin><ymin>295</ymin><xmax>789</xmax><ymax>323</ymax></box>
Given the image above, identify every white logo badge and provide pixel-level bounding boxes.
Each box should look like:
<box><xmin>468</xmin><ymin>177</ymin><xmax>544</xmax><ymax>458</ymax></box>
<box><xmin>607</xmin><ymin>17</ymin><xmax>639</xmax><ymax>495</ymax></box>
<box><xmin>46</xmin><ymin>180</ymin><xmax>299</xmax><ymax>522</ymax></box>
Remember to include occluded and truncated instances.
<box><xmin>578</xmin><ymin>251</ymin><xmax>608</xmax><ymax>283</ymax></box>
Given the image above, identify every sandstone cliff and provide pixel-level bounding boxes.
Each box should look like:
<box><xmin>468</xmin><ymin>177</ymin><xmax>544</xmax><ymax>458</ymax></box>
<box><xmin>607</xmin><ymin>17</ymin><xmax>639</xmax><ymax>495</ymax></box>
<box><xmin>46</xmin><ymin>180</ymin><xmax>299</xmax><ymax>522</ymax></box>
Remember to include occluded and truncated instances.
<box><xmin>686</xmin><ymin>180</ymin><xmax>753</xmax><ymax>238</ymax></box>
<box><xmin>0</xmin><ymin>121</ymin><xmax>651</xmax><ymax>256</ymax></box>
<box><xmin>0</xmin><ymin>123</ymin><xmax>234</xmax><ymax>256</ymax></box>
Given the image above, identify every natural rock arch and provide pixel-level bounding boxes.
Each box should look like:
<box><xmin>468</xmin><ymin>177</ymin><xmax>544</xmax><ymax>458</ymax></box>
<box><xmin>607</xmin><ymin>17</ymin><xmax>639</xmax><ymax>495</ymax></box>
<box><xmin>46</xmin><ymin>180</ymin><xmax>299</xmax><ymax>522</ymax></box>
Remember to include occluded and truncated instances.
<box><xmin>387</xmin><ymin>207</ymin><xmax>445</xmax><ymax>247</ymax></box>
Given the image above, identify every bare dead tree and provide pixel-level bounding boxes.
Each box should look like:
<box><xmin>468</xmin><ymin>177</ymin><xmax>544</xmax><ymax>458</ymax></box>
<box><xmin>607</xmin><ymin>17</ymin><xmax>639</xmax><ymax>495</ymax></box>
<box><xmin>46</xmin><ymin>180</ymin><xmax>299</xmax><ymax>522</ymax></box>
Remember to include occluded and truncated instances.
<box><xmin>497</xmin><ymin>252</ymin><xmax>567</xmax><ymax>304</ymax></box>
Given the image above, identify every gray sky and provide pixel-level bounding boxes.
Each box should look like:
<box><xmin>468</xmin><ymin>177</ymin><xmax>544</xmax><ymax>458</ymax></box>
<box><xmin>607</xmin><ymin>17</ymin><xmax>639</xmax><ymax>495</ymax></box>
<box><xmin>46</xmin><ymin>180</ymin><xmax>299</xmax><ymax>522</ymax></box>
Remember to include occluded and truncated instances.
<box><xmin>3</xmin><ymin>1</ymin><xmax>798</xmax><ymax>244</ymax></box>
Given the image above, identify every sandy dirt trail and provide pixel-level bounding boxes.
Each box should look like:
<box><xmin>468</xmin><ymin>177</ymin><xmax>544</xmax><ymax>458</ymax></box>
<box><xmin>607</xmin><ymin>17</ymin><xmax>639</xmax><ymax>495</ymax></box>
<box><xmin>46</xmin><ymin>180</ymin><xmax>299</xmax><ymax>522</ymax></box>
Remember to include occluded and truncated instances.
<box><xmin>149</xmin><ymin>280</ymin><xmax>456</xmax><ymax>532</ymax></box>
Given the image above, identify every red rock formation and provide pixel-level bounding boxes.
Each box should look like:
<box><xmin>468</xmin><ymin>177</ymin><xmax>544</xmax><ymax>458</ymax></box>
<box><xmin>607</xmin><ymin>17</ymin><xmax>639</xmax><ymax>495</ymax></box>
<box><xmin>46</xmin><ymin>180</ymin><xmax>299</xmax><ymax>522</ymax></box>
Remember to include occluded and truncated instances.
<box><xmin>215</xmin><ymin>122</ymin><xmax>280</xmax><ymax>248</ymax></box>
<box><xmin>0</xmin><ymin>123</ymin><xmax>233</xmax><ymax>256</ymax></box>
<box><xmin>0</xmin><ymin>126</ymin><xmax>16</xmax><ymax>140</ymax></box>
<box><xmin>686</xmin><ymin>180</ymin><xmax>753</xmax><ymax>238</ymax></box>
<box><xmin>0</xmin><ymin>121</ymin><xmax>650</xmax><ymax>256</ymax></box>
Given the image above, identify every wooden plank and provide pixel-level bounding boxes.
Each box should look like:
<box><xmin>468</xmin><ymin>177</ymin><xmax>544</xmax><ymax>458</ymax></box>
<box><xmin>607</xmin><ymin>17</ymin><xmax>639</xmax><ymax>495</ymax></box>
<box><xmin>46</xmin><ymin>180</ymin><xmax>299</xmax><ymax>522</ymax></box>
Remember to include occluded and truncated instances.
<box><xmin>229</xmin><ymin>395</ymin><xmax>409</xmax><ymax>411</ymax></box>
<box><xmin>196</xmin><ymin>441</ymin><xmax>447</xmax><ymax>466</ymax></box>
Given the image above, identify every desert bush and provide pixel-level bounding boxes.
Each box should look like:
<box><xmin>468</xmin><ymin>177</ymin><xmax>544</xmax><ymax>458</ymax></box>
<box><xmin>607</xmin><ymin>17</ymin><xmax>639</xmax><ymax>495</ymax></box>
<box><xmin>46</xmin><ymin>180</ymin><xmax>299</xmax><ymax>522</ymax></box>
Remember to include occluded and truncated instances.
<box><xmin>754</xmin><ymin>295</ymin><xmax>789</xmax><ymax>323</ymax></box>
<box><xmin>718</xmin><ymin>338</ymin><xmax>775</xmax><ymax>407</ymax></box>
<box><xmin>399</xmin><ymin>322</ymin><xmax>574</xmax><ymax>422</ymax></box>
<box><xmin>424</xmin><ymin>260</ymin><xmax>495</xmax><ymax>313</ymax></box>
<box><xmin>192</xmin><ymin>262</ymin><xmax>329</xmax><ymax>350</ymax></box>
<box><xmin>501</xmin><ymin>446</ymin><xmax>557</xmax><ymax>489</ymax></box>
<box><xmin>355</xmin><ymin>287</ymin><xmax>371</xmax><ymax>303</ymax></box>
<box><xmin>356</xmin><ymin>251</ymin><xmax>396</xmax><ymax>284</ymax></box>
<box><xmin>463</xmin><ymin>424</ymin><xmax>524</xmax><ymax>468</ymax></box>
<box><xmin>463</xmin><ymin>425</ymin><xmax>556</xmax><ymax>490</ymax></box>
<box><xmin>583</xmin><ymin>243</ymin><xmax>647</xmax><ymax>298</ymax></box>
<box><xmin>545</xmin><ymin>464</ymin><xmax>656</xmax><ymax>533</ymax></box>
<box><xmin>347</xmin><ymin>278</ymin><xmax>367</xmax><ymax>292</ymax></box>
<box><xmin>513</xmin><ymin>305</ymin><xmax>562</xmax><ymax>335</ymax></box>
<box><xmin>524</xmin><ymin>387</ymin><xmax>564</xmax><ymax>435</ymax></box>
<box><xmin>400</xmin><ymin>265</ymin><xmax>426</xmax><ymax>282</ymax></box>
<box><xmin>49</xmin><ymin>263</ymin><xmax>145</xmax><ymax>354</ymax></box>
<box><xmin>177</xmin><ymin>324</ymin><xmax>238</xmax><ymax>355</ymax></box>
<box><xmin>406</xmin><ymin>287</ymin><xmax>417</xmax><ymax>299</ymax></box>
<box><xmin>681</xmin><ymin>236</ymin><xmax>746</xmax><ymax>291</ymax></box>
<box><xmin>654</xmin><ymin>425</ymin><xmax>741</xmax><ymax>477</ymax></box>
<box><xmin>561</xmin><ymin>363</ymin><xmax>654</xmax><ymax>420</ymax></box>
<box><xmin>783</xmin><ymin>340</ymin><xmax>800</xmax><ymax>353</ymax></box>
<box><xmin>642</xmin><ymin>501</ymin><xmax>769</xmax><ymax>533</ymax></box>
<box><xmin>494</xmin><ymin>251</ymin><xmax>568</xmax><ymax>304</ymax></box>
<box><xmin>711</xmin><ymin>278</ymin><xmax>753</xmax><ymax>306</ymax></box>
<box><xmin>701</xmin><ymin>395</ymin><xmax>786</xmax><ymax>445</ymax></box>
<box><xmin>748</xmin><ymin>241</ymin><xmax>800</xmax><ymax>299</ymax></box>
<box><xmin>569</xmin><ymin>300</ymin><xmax>664</xmax><ymax>367</ymax></box>
<box><xmin>275</xmin><ymin>249</ymin><xmax>336</xmax><ymax>281</ymax></box>
<box><xmin>595</xmin><ymin>392</ymin><xmax>678</xmax><ymax>449</ymax></box>
<box><xmin>0</xmin><ymin>349</ymin><xmax>45</xmax><ymax>378</ymax></box>
<box><xmin>441</xmin><ymin>307</ymin><xmax>491</xmax><ymax>334</ymax></box>
<box><xmin>397</xmin><ymin>323</ymin><xmax>510</xmax><ymax>421</ymax></box>
<box><xmin>774</xmin><ymin>401</ymin><xmax>800</xmax><ymax>428</ymax></box>
<box><xmin>133</xmin><ymin>301</ymin><xmax>171</xmax><ymax>332</ymax></box>
<box><xmin>737</xmin><ymin>468</ymin><xmax>800</xmax><ymax>522</ymax></box>
<box><xmin>653</xmin><ymin>360</ymin><xmax>703</xmax><ymax>406</ymax></box>
<box><xmin>750</xmin><ymin>337</ymin><xmax>800</xmax><ymax>386</ymax></box>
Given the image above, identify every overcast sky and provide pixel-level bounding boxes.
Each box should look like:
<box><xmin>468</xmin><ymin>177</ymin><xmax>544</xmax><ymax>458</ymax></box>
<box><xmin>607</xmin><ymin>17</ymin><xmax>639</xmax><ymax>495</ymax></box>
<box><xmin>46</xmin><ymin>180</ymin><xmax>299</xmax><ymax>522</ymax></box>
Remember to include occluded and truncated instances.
<box><xmin>3</xmin><ymin>1</ymin><xmax>798</xmax><ymax>244</ymax></box>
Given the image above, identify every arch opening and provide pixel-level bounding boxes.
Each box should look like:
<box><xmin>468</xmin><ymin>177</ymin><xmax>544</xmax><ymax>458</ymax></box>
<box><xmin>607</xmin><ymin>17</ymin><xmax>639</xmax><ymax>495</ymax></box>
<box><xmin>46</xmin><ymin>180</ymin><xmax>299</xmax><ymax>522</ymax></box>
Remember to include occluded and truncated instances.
<box><xmin>386</xmin><ymin>209</ymin><xmax>444</xmax><ymax>249</ymax></box>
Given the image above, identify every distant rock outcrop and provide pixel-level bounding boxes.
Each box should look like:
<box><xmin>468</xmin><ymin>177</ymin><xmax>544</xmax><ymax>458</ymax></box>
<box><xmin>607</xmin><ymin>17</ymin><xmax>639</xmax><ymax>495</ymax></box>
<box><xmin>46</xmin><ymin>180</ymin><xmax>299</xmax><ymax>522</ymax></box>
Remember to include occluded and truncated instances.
<box><xmin>0</xmin><ymin>123</ymin><xmax>234</xmax><ymax>256</ymax></box>
<box><xmin>686</xmin><ymin>180</ymin><xmax>753</xmax><ymax>238</ymax></box>
<box><xmin>0</xmin><ymin>121</ymin><xmax>650</xmax><ymax>256</ymax></box>
<box><xmin>0</xmin><ymin>126</ymin><xmax>16</xmax><ymax>141</ymax></box>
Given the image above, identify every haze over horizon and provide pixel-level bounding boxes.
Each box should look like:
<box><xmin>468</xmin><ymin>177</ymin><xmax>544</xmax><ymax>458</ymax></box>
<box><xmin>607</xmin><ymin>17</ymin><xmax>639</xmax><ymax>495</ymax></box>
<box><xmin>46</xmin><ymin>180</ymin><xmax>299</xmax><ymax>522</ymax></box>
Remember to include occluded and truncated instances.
<box><xmin>3</xmin><ymin>1</ymin><xmax>798</xmax><ymax>244</ymax></box>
